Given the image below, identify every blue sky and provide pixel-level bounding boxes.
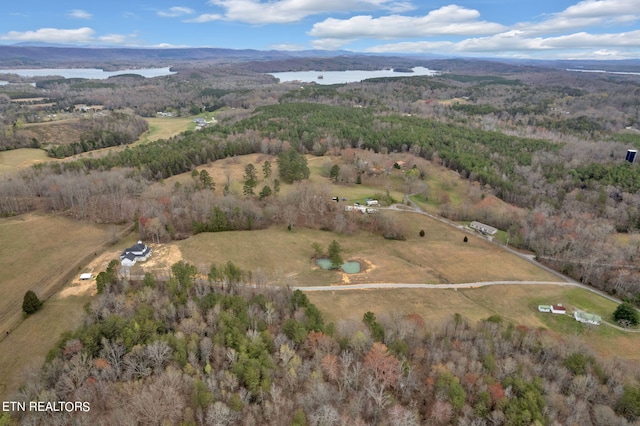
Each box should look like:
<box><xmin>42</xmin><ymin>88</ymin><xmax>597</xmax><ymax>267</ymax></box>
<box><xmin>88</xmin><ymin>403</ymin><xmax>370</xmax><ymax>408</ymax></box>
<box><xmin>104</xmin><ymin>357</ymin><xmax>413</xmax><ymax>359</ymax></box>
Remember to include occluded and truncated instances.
<box><xmin>1</xmin><ymin>0</ymin><xmax>639</xmax><ymax>59</ymax></box>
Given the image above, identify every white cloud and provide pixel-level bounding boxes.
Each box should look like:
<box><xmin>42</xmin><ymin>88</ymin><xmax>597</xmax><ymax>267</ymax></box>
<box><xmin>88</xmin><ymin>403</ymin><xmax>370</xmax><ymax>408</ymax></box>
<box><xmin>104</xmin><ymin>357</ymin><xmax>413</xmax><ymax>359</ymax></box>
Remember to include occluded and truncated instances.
<box><xmin>157</xmin><ymin>6</ymin><xmax>195</xmax><ymax>18</ymax></box>
<box><xmin>0</xmin><ymin>27</ymin><xmax>140</xmax><ymax>46</ymax></box>
<box><xmin>0</xmin><ymin>27</ymin><xmax>96</xmax><ymax>43</ymax></box>
<box><xmin>205</xmin><ymin>0</ymin><xmax>414</xmax><ymax>25</ymax></box>
<box><xmin>365</xmin><ymin>40</ymin><xmax>454</xmax><ymax>53</ymax></box>
<box><xmin>454</xmin><ymin>29</ymin><xmax>640</xmax><ymax>53</ymax></box>
<box><xmin>515</xmin><ymin>0</ymin><xmax>640</xmax><ymax>35</ymax></box>
<box><xmin>269</xmin><ymin>43</ymin><xmax>307</xmax><ymax>51</ymax></box>
<box><xmin>98</xmin><ymin>34</ymin><xmax>129</xmax><ymax>44</ymax></box>
<box><xmin>185</xmin><ymin>13</ymin><xmax>223</xmax><ymax>23</ymax></box>
<box><xmin>311</xmin><ymin>38</ymin><xmax>355</xmax><ymax>50</ymax></box>
<box><xmin>308</xmin><ymin>5</ymin><xmax>505</xmax><ymax>39</ymax></box>
<box><xmin>68</xmin><ymin>9</ymin><xmax>92</xmax><ymax>20</ymax></box>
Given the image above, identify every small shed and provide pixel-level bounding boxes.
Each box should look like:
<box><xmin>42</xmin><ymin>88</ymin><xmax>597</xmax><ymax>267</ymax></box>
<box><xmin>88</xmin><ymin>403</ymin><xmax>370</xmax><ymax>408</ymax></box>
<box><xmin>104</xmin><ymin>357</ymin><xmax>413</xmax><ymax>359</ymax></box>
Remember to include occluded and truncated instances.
<box><xmin>79</xmin><ymin>273</ymin><xmax>92</xmax><ymax>280</ymax></box>
<box><xmin>538</xmin><ymin>305</ymin><xmax>552</xmax><ymax>313</ymax></box>
<box><xmin>551</xmin><ymin>304</ymin><xmax>566</xmax><ymax>314</ymax></box>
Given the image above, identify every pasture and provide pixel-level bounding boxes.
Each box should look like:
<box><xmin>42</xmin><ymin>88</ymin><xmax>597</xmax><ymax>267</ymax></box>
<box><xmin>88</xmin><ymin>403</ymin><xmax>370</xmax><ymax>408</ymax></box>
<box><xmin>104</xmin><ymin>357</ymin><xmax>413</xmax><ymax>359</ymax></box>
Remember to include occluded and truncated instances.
<box><xmin>0</xmin><ymin>293</ymin><xmax>92</xmax><ymax>400</ymax></box>
<box><xmin>0</xmin><ymin>214</ymin><xmax>126</xmax><ymax>337</ymax></box>
<box><xmin>0</xmin><ymin>148</ymin><xmax>48</xmax><ymax>176</ymax></box>
<box><xmin>178</xmin><ymin>210</ymin><xmax>558</xmax><ymax>287</ymax></box>
<box><xmin>307</xmin><ymin>285</ymin><xmax>640</xmax><ymax>361</ymax></box>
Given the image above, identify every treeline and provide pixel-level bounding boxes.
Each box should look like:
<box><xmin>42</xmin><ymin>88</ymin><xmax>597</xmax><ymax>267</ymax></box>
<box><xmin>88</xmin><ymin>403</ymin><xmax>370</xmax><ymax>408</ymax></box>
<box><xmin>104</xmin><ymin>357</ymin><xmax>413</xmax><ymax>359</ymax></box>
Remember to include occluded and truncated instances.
<box><xmin>11</xmin><ymin>261</ymin><xmax>640</xmax><ymax>425</ymax></box>
<box><xmin>46</xmin><ymin>112</ymin><xmax>149</xmax><ymax>158</ymax></box>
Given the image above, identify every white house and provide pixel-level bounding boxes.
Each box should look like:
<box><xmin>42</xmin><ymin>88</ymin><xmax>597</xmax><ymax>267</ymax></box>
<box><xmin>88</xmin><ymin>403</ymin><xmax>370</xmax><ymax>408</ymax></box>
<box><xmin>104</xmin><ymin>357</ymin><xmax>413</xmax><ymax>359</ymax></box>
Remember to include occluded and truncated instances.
<box><xmin>551</xmin><ymin>304</ymin><xmax>567</xmax><ymax>314</ymax></box>
<box><xmin>469</xmin><ymin>221</ymin><xmax>498</xmax><ymax>236</ymax></box>
<box><xmin>120</xmin><ymin>241</ymin><xmax>152</xmax><ymax>267</ymax></box>
<box><xmin>366</xmin><ymin>199</ymin><xmax>379</xmax><ymax>206</ymax></box>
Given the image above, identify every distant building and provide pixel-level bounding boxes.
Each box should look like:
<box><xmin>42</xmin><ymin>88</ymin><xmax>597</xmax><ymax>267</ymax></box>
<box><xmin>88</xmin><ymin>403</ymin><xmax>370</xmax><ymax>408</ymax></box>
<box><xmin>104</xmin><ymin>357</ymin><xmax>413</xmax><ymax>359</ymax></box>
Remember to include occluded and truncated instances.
<box><xmin>538</xmin><ymin>305</ymin><xmax>552</xmax><ymax>313</ymax></box>
<box><xmin>79</xmin><ymin>273</ymin><xmax>92</xmax><ymax>280</ymax></box>
<box><xmin>120</xmin><ymin>241</ymin><xmax>152</xmax><ymax>267</ymax></box>
<box><xmin>574</xmin><ymin>311</ymin><xmax>602</xmax><ymax>326</ymax></box>
<box><xmin>626</xmin><ymin>149</ymin><xmax>637</xmax><ymax>163</ymax></box>
<box><xmin>551</xmin><ymin>304</ymin><xmax>567</xmax><ymax>314</ymax></box>
<box><xmin>469</xmin><ymin>221</ymin><xmax>498</xmax><ymax>236</ymax></box>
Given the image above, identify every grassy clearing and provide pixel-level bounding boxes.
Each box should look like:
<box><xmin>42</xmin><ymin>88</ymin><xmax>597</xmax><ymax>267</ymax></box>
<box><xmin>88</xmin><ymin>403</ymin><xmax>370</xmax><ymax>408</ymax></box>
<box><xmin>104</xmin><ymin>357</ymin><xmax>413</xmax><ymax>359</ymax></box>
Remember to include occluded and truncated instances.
<box><xmin>178</xmin><ymin>210</ymin><xmax>558</xmax><ymax>286</ymax></box>
<box><xmin>0</xmin><ymin>148</ymin><xmax>48</xmax><ymax>176</ymax></box>
<box><xmin>0</xmin><ymin>214</ymin><xmax>125</xmax><ymax>336</ymax></box>
<box><xmin>0</xmin><ymin>294</ymin><xmax>92</xmax><ymax>400</ymax></box>
<box><xmin>307</xmin><ymin>285</ymin><xmax>640</xmax><ymax>360</ymax></box>
<box><xmin>134</xmin><ymin>116</ymin><xmax>195</xmax><ymax>145</ymax></box>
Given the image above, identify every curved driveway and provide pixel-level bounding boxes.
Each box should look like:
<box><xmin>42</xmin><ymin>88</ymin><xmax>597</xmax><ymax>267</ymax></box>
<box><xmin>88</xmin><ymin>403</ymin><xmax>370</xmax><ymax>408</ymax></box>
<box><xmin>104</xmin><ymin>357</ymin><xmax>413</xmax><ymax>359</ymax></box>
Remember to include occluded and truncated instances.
<box><xmin>295</xmin><ymin>199</ymin><xmax>639</xmax><ymax>332</ymax></box>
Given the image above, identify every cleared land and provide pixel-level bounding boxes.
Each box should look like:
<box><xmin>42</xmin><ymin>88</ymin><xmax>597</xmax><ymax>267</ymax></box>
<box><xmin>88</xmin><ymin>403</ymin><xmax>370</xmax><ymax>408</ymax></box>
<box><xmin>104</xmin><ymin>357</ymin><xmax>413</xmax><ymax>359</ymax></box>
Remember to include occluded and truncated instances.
<box><xmin>178</xmin><ymin>210</ymin><xmax>558</xmax><ymax>286</ymax></box>
<box><xmin>0</xmin><ymin>293</ymin><xmax>92</xmax><ymax>400</ymax></box>
<box><xmin>0</xmin><ymin>148</ymin><xmax>48</xmax><ymax>175</ymax></box>
<box><xmin>0</xmin><ymin>214</ymin><xmax>126</xmax><ymax>336</ymax></box>
<box><xmin>307</xmin><ymin>285</ymin><xmax>640</xmax><ymax>360</ymax></box>
<box><xmin>134</xmin><ymin>116</ymin><xmax>196</xmax><ymax>145</ymax></box>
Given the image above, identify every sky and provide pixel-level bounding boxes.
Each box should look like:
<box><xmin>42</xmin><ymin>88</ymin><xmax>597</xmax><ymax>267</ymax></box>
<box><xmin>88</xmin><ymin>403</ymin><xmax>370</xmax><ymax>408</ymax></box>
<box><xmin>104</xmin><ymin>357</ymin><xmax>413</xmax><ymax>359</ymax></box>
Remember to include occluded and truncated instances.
<box><xmin>1</xmin><ymin>0</ymin><xmax>639</xmax><ymax>60</ymax></box>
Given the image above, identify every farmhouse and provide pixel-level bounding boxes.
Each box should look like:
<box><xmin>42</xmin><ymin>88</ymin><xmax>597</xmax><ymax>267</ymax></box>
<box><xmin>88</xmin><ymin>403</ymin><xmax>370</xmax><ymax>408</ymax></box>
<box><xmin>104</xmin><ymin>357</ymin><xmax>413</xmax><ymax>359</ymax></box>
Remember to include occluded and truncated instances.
<box><xmin>538</xmin><ymin>304</ymin><xmax>566</xmax><ymax>314</ymax></box>
<box><xmin>574</xmin><ymin>311</ymin><xmax>602</xmax><ymax>326</ymax></box>
<box><xmin>120</xmin><ymin>241</ymin><xmax>152</xmax><ymax>267</ymax></box>
<box><xmin>469</xmin><ymin>221</ymin><xmax>498</xmax><ymax>236</ymax></box>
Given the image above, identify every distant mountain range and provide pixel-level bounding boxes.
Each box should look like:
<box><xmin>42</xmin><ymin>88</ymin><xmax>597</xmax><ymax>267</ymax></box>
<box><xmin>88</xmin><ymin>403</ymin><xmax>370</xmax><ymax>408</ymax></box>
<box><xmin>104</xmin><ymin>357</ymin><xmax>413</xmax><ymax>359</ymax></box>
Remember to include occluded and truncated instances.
<box><xmin>0</xmin><ymin>45</ymin><xmax>639</xmax><ymax>74</ymax></box>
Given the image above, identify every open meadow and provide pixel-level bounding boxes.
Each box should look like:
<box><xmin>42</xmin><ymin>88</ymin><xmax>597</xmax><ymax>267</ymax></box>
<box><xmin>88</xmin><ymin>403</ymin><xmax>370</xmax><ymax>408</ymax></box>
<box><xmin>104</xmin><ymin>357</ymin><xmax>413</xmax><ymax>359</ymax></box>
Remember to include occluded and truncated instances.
<box><xmin>307</xmin><ymin>285</ymin><xmax>640</xmax><ymax>361</ymax></box>
<box><xmin>177</xmin><ymin>210</ymin><xmax>558</xmax><ymax>287</ymax></box>
<box><xmin>0</xmin><ymin>148</ymin><xmax>48</xmax><ymax>176</ymax></box>
<box><xmin>0</xmin><ymin>214</ymin><xmax>127</xmax><ymax>336</ymax></box>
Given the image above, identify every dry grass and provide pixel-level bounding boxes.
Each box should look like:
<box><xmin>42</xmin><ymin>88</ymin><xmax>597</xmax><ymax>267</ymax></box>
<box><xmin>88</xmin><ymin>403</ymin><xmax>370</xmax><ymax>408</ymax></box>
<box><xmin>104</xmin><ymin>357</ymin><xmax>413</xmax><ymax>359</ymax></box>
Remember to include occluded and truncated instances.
<box><xmin>0</xmin><ymin>149</ymin><xmax>49</xmax><ymax>176</ymax></box>
<box><xmin>135</xmin><ymin>116</ymin><xmax>195</xmax><ymax>145</ymax></box>
<box><xmin>307</xmin><ymin>285</ymin><xmax>640</xmax><ymax>361</ymax></box>
<box><xmin>0</xmin><ymin>293</ymin><xmax>92</xmax><ymax>400</ymax></box>
<box><xmin>178</xmin><ymin>210</ymin><xmax>558</xmax><ymax>287</ymax></box>
<box><xmin>0</xmin><ymin>214</ymin><xmax>127</xmax><ymax>336</ymax></box>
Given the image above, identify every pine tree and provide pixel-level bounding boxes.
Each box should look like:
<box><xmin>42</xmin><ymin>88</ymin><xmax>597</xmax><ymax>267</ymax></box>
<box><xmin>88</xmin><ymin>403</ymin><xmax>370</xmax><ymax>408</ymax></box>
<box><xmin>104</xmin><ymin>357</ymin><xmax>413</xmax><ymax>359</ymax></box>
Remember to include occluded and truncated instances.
<box><xmin>22</xmin><ymin>290</ymin><xmax>42</xmax><ymax>315</ymax></box>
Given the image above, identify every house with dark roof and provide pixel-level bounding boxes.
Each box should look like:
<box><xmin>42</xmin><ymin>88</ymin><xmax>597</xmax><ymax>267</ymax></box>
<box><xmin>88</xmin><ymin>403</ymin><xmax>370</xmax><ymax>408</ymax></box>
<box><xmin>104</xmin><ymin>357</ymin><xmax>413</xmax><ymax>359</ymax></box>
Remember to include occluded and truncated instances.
<box><xmin>120</xmin><ymin>241</ymin><xmax>152</xmax><ymax>267</ymax></box>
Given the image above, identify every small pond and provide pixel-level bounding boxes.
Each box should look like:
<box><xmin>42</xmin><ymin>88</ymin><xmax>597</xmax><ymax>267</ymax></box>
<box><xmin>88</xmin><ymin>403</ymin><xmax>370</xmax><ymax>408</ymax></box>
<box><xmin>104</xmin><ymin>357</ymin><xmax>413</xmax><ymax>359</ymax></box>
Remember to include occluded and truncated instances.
<box><xmin>316</xmin><ymin>258</ymin><xmax>361</xmax><ymax>274</ymax></box>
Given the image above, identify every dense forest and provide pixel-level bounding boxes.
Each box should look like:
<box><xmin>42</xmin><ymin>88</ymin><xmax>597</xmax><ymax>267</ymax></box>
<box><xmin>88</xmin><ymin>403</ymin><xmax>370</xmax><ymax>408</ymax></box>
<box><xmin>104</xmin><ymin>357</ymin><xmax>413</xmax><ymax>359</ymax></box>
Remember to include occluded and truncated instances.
<box><xmin>11</xmin><ymin>261</ymin><xmax>640</xmax><ymax>425</ymax></box>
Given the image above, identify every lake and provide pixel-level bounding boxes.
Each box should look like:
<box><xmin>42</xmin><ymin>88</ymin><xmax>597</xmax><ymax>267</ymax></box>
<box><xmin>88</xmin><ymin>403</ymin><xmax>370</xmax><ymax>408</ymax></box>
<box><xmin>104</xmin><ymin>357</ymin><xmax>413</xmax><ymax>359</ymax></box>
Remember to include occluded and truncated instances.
<box><xmin>567</xmin><ymin>68</ymin><xmax>640</xmax><ymax>76</ymax></box>
<box><xmin>0</xmin><ymin>67</ymin><xmax>175</xmax><ymax>79</ymax></box>
<box><xmin>269</xmin><ymin>66</ymin><xmax>439</xmax><ymax>85</ymax></box>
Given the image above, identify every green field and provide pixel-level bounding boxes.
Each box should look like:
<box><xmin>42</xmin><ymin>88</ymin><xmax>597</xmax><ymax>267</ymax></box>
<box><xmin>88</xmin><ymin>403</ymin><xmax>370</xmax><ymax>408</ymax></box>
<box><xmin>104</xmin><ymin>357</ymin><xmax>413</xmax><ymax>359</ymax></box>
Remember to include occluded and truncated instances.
<box><xmin>0</xmin><ymin>148</ymin><xmax>48</xmax><ymax>176</ymax></box>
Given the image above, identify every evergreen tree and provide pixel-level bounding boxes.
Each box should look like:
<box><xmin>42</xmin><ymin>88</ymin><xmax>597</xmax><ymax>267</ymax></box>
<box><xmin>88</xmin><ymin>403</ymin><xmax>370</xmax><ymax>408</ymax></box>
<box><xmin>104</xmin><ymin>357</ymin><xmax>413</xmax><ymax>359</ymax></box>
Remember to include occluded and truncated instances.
<box><xmin>329</xmin><ymin>164</ymin><xmax>340</xmax><ymax>182</ymax></box>
<box><xmin>259</xmin><ymin>185</ymin><xmax>272</xmax><ymax>200</ymax></box>
<box><xmin>614</xmin><ymin>303</ymin><xmax>639</xmax><ymax>327</ymax></box>
<box><xmin>199</xmin><ymin>169</ymin><xmax>214</xmax><ymax>190</ymax></box>
<box><xmin>22</xmin><ymin>290</ymin><xmax>42</xmax><ymax>315</ymax></box>
<box><xmin>277</xmin><ymin>148</ymin><xmax>310</xmax><ymax>183</ymax></box>
<box><xmin>243</xmin><ymin>163</ymin><xmax>258</xmax><ymax>196</ymax></box>
<box><xmin>262</xmin><ymin>160</ymin><xmax>272</xmax><ymax>179</ymax></box>
<box><xmin>328</xmin><ymin>240</ymin><xmax>343</xmax><ymax>268</ymax></box>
